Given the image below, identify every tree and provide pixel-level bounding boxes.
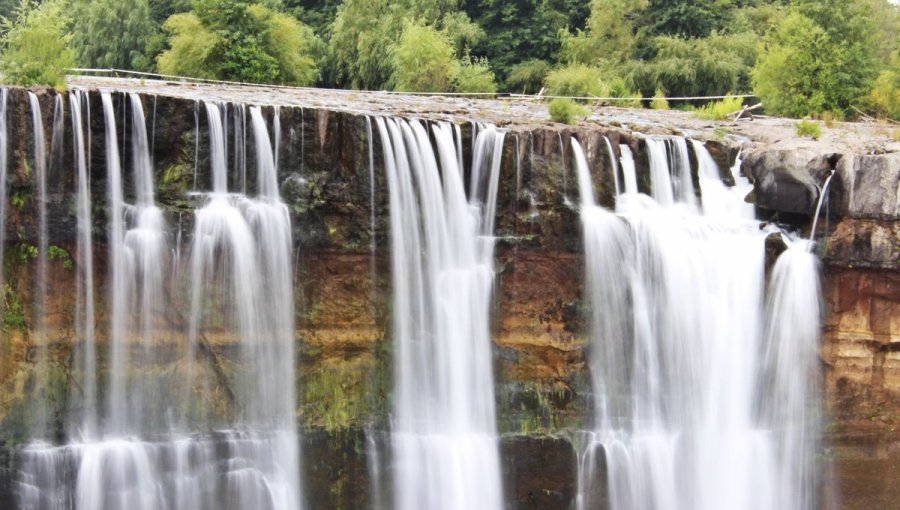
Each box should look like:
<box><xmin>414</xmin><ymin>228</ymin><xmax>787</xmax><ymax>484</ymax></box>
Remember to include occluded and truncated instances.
<box><xmin>463</xmin><ymin>0</ymin><xmax>589</xmax><ymax>89</ymax></box>
<box><xmin>70</xmin><ymin>0</ymin><xmax>158</xmax><ymax>71</ymax></box>
<box><xmin>454</xmin><ymin>54</ymin><xmax>497</xmax><ymax>93</ymax></box>
<box><xmin>629</xmin><ymin>32</ymin><xmax>757</xmax><ymax>97</ymax></box>
<box><xmin>641</xmin><ymin>0</ymin><xmax>736</xmax><ymax>39</ymax></box>
<box><xmin>325</xmin><ymin>0</ymin><xmax>406</xmax><ymax>89</ymax></box>
<box><xmin>752</xmin><ymin>1</ymin><xmax>877</xmax><ymax>117</ymax></box>
<box><xmin>392</xmin><ymin>21</ymin><xmax>456</xmax><ymax>92</ymax></box>
<box><xmin>157</xmin><ymin>0</ymin><xmax>318</xmax><ymax>85</ymax></box>
<box><xmin>0</xmin><ymin>0</ymin><xmax>75</xmax><ymax>88</ymax></box>
<box><xmin>560</xmin><ymin>0</ymin><xmax>648</xmax><ymax>66</ymax></box>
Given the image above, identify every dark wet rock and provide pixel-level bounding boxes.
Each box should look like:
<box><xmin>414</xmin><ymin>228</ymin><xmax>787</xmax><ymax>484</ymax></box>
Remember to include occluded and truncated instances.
<box><xmin>500</xmin><ymin>435</ymin><xmax>578</xmax><ymax>510</ymax></box>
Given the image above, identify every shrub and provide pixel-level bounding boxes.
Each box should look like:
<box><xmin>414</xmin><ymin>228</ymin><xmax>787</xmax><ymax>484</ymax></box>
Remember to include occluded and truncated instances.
<box><xmin>651</xmin><ymin>88</ymin><xmax>669</xmax><ymax>109</ymax></box>
<box><xmin>0</xmin><ymin>0</ymin><xmax>74</xmax><ymax>88</ymax></box>
<box><xmin>506</xmin><ymin>59</ymin><xmax>551</xmax><ymax>94</ymax></box>
<box><xmin>548</xmin><ymin>98</ymin><xmax>587</xmax><ymax>124</ymax></box>
<box><xmin>607</xmin><ymin>77</ymin><xmax>642</xmax><ymax>107</ymax></box>
<box><xmin>544</xmin><ymin>64</ymin><xmax>608</xmax><ymax>101</ymax></box>
<box><xmin>695</xmin><ymin>95</ymin><xmax>744</xmax><ymax>120</ymax></box>
<box><xmin>795</xmin><ymin>118</ymin><xmax>822</xmax><ymax>139</ymax></box>
<box><xmin>454</xmin><ymin>54</ymin><xmax>497</xmax><ymax>94</ymax></box>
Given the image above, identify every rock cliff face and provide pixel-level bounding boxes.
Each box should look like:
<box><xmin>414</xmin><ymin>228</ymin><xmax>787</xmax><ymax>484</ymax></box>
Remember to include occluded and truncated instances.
<box><xmin>0</xmin><ymin>79</ymin><xmax>898</xmax><ymax>508</ymax></box>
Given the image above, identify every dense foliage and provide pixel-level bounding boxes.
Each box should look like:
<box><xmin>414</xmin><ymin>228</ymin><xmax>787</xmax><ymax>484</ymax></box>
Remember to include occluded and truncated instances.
<box><xmin>70</xmin><ymin>0</ymin><xmax>158</xmax><ymax>71</ymax></box>
<box><xmin>0</xmin><ymin>0</ymin><xmax>896</xmax><ymax>120</ymax></box>
<box><xmin>157</xmin><ymin>0</ymin><xmax>319</xmax><ymax>85</ymax></box>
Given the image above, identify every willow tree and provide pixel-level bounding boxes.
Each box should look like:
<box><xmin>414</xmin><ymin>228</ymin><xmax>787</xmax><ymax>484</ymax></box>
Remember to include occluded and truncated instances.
<box><xmin>70</xmin><ymin>0</ymin><xmax>158</xmax><ymax>71</ymax></box>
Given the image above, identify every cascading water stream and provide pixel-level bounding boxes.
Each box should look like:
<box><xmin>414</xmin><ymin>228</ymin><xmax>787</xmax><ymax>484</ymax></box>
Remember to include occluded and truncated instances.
<box><xmin>16</xmin><ymin>93</ymin><xmax>304</xmax><ymax>510</ymax></box>
<box><xmin>574</xmin><ymin>136</ymin><xmax>823</xmax><ymax>510</ymax></box>
<box><xmin>619</xmin><ymin>144</ymin><xmax>638</xmax><ymax>197</ymax></box>
<box><xmin>69</xmin><ymin>90</ymin><xmax>97</xmax><ymax>438</ymax></box>
<box><xmin>377</xmin><ymin>117</ymin><xmax>505</xmax><ymax>510</ymax></box>
<box><xmin>603</xmin><ymin>137</ymin><xmax>621</xmax><ymax>196</ymax></box>
<box><xmin>28</xmin><ymin>92</ymin><xmax>50</xmax><ymax>438</ymax></box>
<box><xmin>670</xmin><ymin>137</ymin><xmax>697</xmax><ymax>208</ymax></box>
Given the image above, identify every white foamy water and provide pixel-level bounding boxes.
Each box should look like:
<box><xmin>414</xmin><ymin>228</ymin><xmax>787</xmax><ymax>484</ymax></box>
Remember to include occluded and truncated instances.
<box><xmin>574</xmin><ymin>137</ymin><xmax>823</xmax><ymax>510</ymax></box>
<box><xmin>377</xmin><ymin>117</ymin><xmax>504</xmax><ymax>510</ymax></box>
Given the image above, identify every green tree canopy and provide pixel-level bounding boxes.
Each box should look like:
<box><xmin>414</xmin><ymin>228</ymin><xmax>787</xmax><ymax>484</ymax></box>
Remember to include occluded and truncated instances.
<box><xmin>463</xmin><ymin>0</ymin><xmax>589</xmax><ymax>88</ymax></box>
<box><xmin>629</xmin><ymin>32</ymin><xmax>757</xmax><ymax>97</ymax></box>
<box><xmin>392</xmin><ymin>21</ymin><xmax>457</xmax><ymax>92</ymax></box>
<box><xmin>752</xmin><ymin>2</ymin><xmax>877</xmax><ymax>117</ymax></box>
<box><xmin>157</xmin><ymin>0</ymin><xmax>319</xmax><ymax>85</ymax></box>
<box><xmin>0</xmin><ymin>0</ymin><xmax>75</xmax><ymax>87</ymax></box>
<box><xmin>561</xmin><ymin>0</ymin><xmax>648</xmax><ymax>66</ymax></box>
<box><xmin>641</xmin><ymin>0</ymin><xmax>736</xmax><ymax>39</ymax></box>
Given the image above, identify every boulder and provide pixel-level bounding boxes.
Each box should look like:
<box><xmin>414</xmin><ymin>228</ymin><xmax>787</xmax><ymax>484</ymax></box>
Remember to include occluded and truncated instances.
<box><xmin>833</xmin><ymin>153</ymin><xmax>900</xmax><ymax>220</ymax></box>
<box><xmin>742</xmin><ymin>148</ymin><xmax>825</xmax><ymax>215</ymax></box>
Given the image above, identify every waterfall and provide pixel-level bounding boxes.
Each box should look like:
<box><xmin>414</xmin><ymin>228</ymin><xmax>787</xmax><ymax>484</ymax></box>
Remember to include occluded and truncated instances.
<box><xmin>28</xmin><ymin>92</ymin><xmax>50</xmax><ymax>438</ymax></box>
<box><xmin>16</xmin><ymin>94</ymin><xmax>304</xmax><ymax>510</ymax></box>
<box><xmin>377</xmin><ymin>117</ymin><xmax>504</xmax><ymax>510</ymax></box>
<box><xmin>574</xmin><ymin>136</ymin><xmax>822</xmax><ymax>510</ymax></box>
<box><xmin>101</xmin><ymin>91</ymin><xmax>128</xmax><ymax>435</ymax></box>
<box><xmin>69</xmin><ymin>90</ymin><xmax>97</xmax><ymax>438</ymax></box>
<box><xmin>670</xmin><ymin>137</ymin><xmax>697</xmax><ymax>208</ymax></box>
<box><xmin>645</xmin><ymin>137</ymin><xmax>674</xmax><ymax>207</ymax></box>
<box><xmin>603</xmin><ymin>136</ymin><xmax>621</xmax><ymax>196</ymax></box>
<box><xmin>366</xmin><ymin>116</ymin><xmax>377</xmax><ymax>309</ymax></box>
<box><xmin>692</xmin><ymin>139</ymin><xmax>755</xmax><ymax>219</ymax></box>
<box><xmin>619</xmin><ymin>144</ymin><xmax>638</xmax><ymax>196</ymax></box>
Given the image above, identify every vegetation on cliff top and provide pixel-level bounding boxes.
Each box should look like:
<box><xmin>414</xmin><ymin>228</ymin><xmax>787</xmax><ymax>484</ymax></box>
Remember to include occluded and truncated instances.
<box><xmin>0</xmin><ymin>0</ymin><xmax>897</xmax><ymax>120</ymax></box>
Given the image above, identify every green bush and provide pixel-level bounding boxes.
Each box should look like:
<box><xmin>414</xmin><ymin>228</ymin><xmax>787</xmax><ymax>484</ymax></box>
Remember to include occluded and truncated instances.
<box><xmin>548</xmin><ymin>98</ymin><xmax>587</xmax><ymax>124</ymax></box>
<box><xmin>695</xmin><ymin>95</ymin><xmax>744</xmax><ymax>120</ymax></box>
<box><xmin>392</xmin><ymin>21</ymin><xmax>456</xmax><ymax>92</ymax></box>
<box><xmin>544</xmin><ymin>64</ymin><xmax>608</xmax><ymax>101</ymax></box>
<box><xmin>506</xmin><ymin>59</ymin><xmax>551</xmax><ymax>94</ymax></box>
<box><xmin>0</xmin><ymin>0</ymin><xmax>74</xmax><ymax>88</ymax></box>
<box><xmin>606</xmin><ymin>77</ymin><xmax>642</xmax><ymax>107</ymax></box>
<box><xmin>795</xmin><ymin>118</ymin><xmax>822</xmax><ymax>139</ymax></box>
<box><xmin>651</xmin><ymin>88</ymin><xmax>669</xmax><ymax>109</ymax></box>
<box><xmin>454</xmin><ymin>54</ymin><xmax>497</xmax><ymax>94</ymax></box>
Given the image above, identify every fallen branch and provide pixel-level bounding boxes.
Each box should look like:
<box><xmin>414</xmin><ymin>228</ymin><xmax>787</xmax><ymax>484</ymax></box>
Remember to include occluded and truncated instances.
<box><xmin>728</xmin><ymin>103</ymin><xmax>763</xmax><ymax>119</ymax></box>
